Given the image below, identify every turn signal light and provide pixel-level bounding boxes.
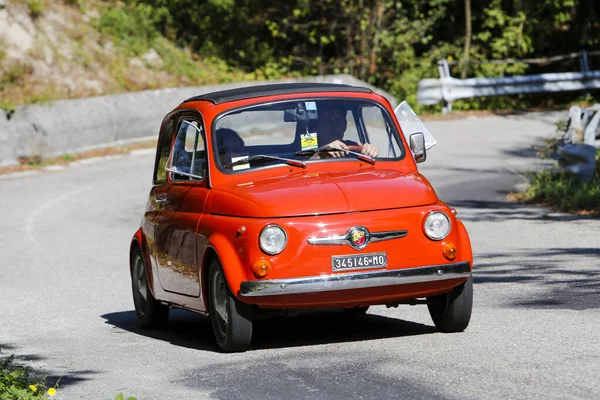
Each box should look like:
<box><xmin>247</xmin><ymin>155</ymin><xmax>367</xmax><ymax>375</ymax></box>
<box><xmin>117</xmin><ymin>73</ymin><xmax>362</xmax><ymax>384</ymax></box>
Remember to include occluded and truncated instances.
<box><xmin>251</xmin><ymin>260</ymin><xmax>272</xmax><ymax>279</ymax></box>
<box><xmin>443</xmin><ymin>243</ymin><xmax>457</xmax><ymax>261</ymax></box>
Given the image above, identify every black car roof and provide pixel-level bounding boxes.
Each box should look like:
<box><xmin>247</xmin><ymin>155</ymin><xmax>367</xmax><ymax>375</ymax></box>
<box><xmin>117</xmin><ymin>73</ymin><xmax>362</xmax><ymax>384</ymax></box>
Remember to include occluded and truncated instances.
<box><xmin>183</xmin><ymin>83</ymin><xmax>373</xmax><ymax>105</ymax></box>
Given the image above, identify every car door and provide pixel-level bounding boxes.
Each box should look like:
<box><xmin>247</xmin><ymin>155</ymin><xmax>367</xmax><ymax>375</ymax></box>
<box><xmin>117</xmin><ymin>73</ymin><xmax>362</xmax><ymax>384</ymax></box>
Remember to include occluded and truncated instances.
<box><xmin>144</xmin><ymin>117</ymin><xmax>175</xmax><ymax>281</ymax></box>
<box><xmin>154</xmin><ymin>113</ymin><xmax>209</xmax><ymax>297</ymax></box>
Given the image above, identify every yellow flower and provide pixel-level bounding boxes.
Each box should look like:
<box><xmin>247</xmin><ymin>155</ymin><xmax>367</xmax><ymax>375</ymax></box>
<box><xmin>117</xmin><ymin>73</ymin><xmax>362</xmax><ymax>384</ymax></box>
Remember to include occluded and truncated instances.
<box><xmin>48</xmin><ymin>388</ymin><xmax>57</xmax><ymax>396</ymax></box>
<box><xmin>29</xmin><ymin>385</ymin><xmax>37</xmax><ymax>392</ymax></box>
<box><xmin>447</xmin><ymin>55</ymin><xmax>454</xmax><ymax>61</ymax></box>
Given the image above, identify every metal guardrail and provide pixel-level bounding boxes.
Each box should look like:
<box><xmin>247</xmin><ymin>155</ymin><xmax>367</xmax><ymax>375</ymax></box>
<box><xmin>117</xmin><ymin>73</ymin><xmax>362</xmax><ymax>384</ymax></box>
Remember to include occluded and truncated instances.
<box><xmin>417</xmin><ymin>51</ymin><xmax>600</xmax><ymax>113</ymax></box>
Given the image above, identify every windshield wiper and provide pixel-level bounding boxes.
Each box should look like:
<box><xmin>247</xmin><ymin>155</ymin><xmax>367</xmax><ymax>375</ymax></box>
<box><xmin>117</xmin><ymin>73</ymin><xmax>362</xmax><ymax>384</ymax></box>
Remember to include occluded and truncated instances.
<box><xmin>223</xmin><ymin>155</ymin><xmax>306</xmax><ymax>169</ymax></box>
<box><xmin>295</xmin><ymin>145</ymin><xmax>375</xmax><ymax>165</ymax></box>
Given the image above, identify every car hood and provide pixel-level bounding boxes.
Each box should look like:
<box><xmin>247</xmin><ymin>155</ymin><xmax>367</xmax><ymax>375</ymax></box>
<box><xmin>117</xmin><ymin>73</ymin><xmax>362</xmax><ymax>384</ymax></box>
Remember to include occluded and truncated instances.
<box><xmin>209</xmin><ymin>169</ymin><xmax>438</xmax><ymax>218</ymax></box>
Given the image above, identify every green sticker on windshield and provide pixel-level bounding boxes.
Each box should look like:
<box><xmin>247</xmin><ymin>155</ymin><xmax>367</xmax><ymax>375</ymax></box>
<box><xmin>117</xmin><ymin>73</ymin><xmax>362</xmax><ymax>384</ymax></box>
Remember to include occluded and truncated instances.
<box><xmin>301</xmin><ymin>132</ymin><xmax>318</xmax><ymax>150</ymax></box>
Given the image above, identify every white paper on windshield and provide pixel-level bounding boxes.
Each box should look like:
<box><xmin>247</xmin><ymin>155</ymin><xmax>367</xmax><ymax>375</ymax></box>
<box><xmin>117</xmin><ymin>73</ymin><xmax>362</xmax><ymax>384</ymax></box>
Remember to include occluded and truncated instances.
<box><xmin>231</xmin><ymin>156</ymin><xmax>250</xmax><ymax>171</ymax></box>
<box><xmin>394</xmin><ymin>101</ymin><xmax>437</xmax><ymax>150</ymax></box>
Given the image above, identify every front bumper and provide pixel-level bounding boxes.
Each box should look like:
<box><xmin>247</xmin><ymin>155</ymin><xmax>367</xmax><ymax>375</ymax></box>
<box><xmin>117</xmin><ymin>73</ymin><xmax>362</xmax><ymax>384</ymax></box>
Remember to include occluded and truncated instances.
<box><xmin>240</xmin><ymin>261</ymin><xmax>471</xmax><ymax>297</ymax></box>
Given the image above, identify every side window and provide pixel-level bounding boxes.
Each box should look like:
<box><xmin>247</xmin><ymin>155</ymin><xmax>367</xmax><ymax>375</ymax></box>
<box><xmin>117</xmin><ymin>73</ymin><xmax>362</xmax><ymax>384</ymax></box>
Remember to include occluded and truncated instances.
<box><xmin>168</xmin><ymin>120</ymin><xmax>207</xmax><ymax>181</ymax></box>
<box><xmin>344</xmin><ymin>110</ymin><xmax>360</xmax><ymax>143</ymax></box>
<box><xmin>155</xmin><ymin>119</ymin><xmax>174</xmax><ymax>184</ymax></box>
<box><xmin>361</xmin><ymin>106</ymin><xmax>402</xmax><ymax>158</ymax></box>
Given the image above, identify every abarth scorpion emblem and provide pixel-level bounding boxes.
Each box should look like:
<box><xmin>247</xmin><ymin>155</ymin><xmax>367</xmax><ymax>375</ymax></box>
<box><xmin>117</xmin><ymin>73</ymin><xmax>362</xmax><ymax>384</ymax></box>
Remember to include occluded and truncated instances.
<box><xmin>348</xmin><ymin>227</ymin><xmax>369</xmax><ymax>250</ymax></box>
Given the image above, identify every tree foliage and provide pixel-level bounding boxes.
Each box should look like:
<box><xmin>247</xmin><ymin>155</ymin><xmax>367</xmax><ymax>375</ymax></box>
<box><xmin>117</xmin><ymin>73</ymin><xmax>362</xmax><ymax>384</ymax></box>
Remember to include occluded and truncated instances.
<box><xmin>133</xmin><ymin>0</ymin><xmax>600</xmax><ymax>110</ymax></box>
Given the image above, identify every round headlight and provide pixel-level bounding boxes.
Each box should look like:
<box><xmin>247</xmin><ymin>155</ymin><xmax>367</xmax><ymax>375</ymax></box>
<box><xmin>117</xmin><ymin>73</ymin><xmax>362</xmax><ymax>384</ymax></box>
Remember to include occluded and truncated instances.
<box><xmin>259</xmin><ymin>225</ymin><xmax>287</xmax><ymax>255</ymax></box>
<box><xmin>423</xmin><ymin>212</ymin><xmax>451</xmax><ymax>241</ymax></box>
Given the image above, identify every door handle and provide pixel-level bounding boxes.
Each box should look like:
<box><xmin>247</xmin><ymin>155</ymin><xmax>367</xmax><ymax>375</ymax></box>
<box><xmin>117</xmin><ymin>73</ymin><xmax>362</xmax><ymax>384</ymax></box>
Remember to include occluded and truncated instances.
<box><xmin>154</xmin><ymin>195</ymin><xmax>168</xmax><ymax>204</ymax></box>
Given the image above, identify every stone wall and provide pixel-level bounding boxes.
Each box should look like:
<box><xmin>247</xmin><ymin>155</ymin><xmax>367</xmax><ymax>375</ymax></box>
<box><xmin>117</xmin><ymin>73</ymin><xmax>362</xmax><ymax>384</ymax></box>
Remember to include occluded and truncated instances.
<box><xmin>0</xmin><ymin>75</ymin><xmax>396</xmax><ymax>167</ymax></box>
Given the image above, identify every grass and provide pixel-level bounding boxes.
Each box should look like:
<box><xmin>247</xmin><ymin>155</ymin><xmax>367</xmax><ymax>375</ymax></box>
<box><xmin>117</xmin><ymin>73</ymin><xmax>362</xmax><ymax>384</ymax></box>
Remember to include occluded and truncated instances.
<box><xmin>1</xmin><ymin>350</ymin><xmax>138</xmax><ymax>399</ymax></box>
<box><xmin>0</xmin><ymin>353</ymin><xmax>56</xmax><ymax>399</ymax></box>
<box><xmin>520</xmin><ymin>155</ymin><xmax>600</xmax><ymax>216</ymax></box>
<box><xmin>27</xmin><ymin>0</ymin><xmax>46</xmax><ymax>18</ymax></box>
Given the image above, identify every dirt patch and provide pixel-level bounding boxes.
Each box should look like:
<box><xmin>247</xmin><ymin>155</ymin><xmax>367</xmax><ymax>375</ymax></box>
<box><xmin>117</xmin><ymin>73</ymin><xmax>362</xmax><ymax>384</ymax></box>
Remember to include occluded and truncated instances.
<box><xmin>507</xmin><ymin>192</ymin><xmax>600</xmax><ymax>218</ymax></box>
<box><xmin>0</xmin><ymin>139</ymin><xmax>156</xmax><ymax>175</ymax></box>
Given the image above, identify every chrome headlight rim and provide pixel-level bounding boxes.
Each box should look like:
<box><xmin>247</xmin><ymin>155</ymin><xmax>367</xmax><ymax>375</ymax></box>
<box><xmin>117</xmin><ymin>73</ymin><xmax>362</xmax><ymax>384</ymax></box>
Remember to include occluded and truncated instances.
<box><xmin>259</xmin><ymin>224</ymin><xmax>288</xmax><ymax>255</ymax></box>
<box><xmin>423</xmin><ymin>211</ymin><xmax>451</xmax><ymax>241</ymax></box>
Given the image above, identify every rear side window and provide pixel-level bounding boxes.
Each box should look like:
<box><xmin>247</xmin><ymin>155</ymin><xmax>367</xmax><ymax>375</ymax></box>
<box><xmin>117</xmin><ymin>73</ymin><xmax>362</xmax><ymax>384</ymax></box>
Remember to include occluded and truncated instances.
<box><xmin>168</xmin><ymin>120</ymin><xmax>207</xmax><ymax>181</ymax></box>
<box><xmin>154</xmin><ymin>119</ymin><xmax>174</xmax><ymax>184</ymax></box>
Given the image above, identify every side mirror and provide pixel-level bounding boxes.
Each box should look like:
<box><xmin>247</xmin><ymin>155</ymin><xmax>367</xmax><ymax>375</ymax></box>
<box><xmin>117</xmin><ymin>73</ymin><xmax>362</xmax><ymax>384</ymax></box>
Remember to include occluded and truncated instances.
<box><xmin>409</xmin><ymin>132</ymin><xmax>426</xmax><ymax>163</ymax></box>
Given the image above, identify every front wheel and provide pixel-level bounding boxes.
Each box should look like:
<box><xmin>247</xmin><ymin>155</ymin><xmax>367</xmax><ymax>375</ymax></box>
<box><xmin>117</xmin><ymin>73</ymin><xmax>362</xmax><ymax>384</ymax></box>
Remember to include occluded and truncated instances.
<box><xmin>130</xmin><ymin>247</ymin><xmax>169</xmax><ymax>329</ymax></box>
<box><xmin>209</xmin><ymin>260</ymin><xmax>253</xmax><ymax>352</ymax></box>
<box><xmin>427</xmin><ymin>277</ymin><xmax>473</xmax><ymax>332</ymax></box>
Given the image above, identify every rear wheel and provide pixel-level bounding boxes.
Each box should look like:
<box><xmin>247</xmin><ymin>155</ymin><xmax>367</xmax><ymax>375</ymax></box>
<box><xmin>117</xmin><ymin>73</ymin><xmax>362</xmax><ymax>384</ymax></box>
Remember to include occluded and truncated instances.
<box><xmin>130</xmin><ymin>247</ymin><xmax>169</xmax><ymax>328</ymax></box>
<box><xmin>427</xmin><ymin>277</ymin><xmax>473</xmax><ymax>332</ymax></box>
<box><xmin>209</xmin><ymin>260</ymin><xmax>253</xmax><ymax>352</ymax></box>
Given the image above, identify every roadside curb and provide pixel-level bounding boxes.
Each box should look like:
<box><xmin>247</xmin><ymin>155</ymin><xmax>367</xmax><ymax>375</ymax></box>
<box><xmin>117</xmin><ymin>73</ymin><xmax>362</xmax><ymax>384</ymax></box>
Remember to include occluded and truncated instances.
<box><xmin>0</xmin><ymin>144</ymin><xmax>156</xmax><ymax>180</ymax></box>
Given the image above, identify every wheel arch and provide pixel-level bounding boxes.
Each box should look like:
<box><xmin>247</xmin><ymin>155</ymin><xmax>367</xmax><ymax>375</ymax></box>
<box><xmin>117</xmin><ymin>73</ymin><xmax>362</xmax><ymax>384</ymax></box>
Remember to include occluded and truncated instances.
<box><xmin>455</xmin><ymin>218</ymin><xmax>473</xmax><ymax>269</ymax></box>
<box><xmin>201</xmin><ymin>233</ymin><xmax>248</xmax><ymax>300</ymax></box>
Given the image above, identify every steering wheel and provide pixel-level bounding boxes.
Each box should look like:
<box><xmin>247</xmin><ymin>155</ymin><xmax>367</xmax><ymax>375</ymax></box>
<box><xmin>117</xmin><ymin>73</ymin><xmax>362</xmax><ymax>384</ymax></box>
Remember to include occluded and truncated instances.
<box><xmin>346</xmin><ymin>144</ymin><xmax>363</xmax><ymax>153</ymax></box>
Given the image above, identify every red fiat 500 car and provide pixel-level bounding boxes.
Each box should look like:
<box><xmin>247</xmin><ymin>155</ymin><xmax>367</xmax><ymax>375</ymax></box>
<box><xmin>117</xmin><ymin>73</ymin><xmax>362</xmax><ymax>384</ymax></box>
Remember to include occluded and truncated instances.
<box><xmin>130</xmin><ymin>83</ymin><xmax>473</xmax><ymax>352</ymax></box>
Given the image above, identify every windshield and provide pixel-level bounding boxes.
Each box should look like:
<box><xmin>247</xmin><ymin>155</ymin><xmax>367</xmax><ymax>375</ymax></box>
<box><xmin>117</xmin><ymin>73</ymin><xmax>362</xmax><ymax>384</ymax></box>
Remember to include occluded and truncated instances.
<box><xmin>213</xmin><ymin>98</ymin><xmax>405</xmax><ymax>171</ymax></box>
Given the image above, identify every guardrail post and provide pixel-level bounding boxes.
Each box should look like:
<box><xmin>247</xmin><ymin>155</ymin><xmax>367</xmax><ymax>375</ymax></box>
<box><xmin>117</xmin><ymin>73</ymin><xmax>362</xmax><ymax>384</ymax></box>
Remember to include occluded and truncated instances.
<box><xmin>437</xmin><ymin>59</ymin><xmax>453</xmax><ymax>114</ymax></box>
<box><xmin>579</xmin><ymin>51</ymin><xmax>590</xmax><ymax>74</ymax></box>
<box><xmin>437</xmin><ymin>59</ymin><xmax>451</xmax><ymax>79</ymax></box>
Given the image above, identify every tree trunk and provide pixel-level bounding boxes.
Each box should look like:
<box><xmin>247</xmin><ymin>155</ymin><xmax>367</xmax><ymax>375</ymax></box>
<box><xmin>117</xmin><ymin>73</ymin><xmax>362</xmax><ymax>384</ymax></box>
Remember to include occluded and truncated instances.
<box><xmin>461</xmin><ymin>0</ymin><xmax>472</xmax><ymax>79</ymax></box>
<box><xmin>368</xmin><ymin>0</ymin><xmax>384</xmax><ymax>76</ymax></box>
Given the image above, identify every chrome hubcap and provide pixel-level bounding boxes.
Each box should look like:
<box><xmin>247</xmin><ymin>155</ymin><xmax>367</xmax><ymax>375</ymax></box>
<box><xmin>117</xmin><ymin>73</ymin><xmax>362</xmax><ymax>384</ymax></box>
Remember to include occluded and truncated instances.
<box><xmin>212</xmin><ymin>269</ymin><xmax>228</xmax><ymax>336</ymax></box>
<box><xmin>133</xmin><ymin>256</ymin><xmax>148</xmax><ymax>313</ymax></box>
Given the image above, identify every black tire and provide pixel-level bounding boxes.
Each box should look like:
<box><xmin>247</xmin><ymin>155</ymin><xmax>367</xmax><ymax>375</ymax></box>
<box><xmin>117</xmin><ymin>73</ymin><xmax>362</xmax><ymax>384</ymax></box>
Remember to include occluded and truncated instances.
<box><xmin>344</xmin><ymin>306</ymin><xmax>369</xmax><ymax>315</ymax></box>
<box><xmin>130</xmin><ymin>247</ymin><xmax>169</xmax><ymax>329</ymax></box>
<box><xmin>208</xmin><ymin>260</ymin><xmax>253</xmax><ymax>352</ymax></box>
<box><xmin>427</xmin><ymin>276</ymin><xmax>473</xmax><ymax>332</ymax></box>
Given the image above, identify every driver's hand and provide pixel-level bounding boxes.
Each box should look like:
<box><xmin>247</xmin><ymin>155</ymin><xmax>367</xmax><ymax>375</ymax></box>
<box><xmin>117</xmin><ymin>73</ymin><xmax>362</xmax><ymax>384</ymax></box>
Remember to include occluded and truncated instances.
<box><xmin>360</xmin><ymin>143</ymin><xmax>379</xmax><ymax>157</ymax></box>
<box><xmin>324</xmin><ymin>140</ymin><xmax>348</xmax><ymax>158</ymax></box>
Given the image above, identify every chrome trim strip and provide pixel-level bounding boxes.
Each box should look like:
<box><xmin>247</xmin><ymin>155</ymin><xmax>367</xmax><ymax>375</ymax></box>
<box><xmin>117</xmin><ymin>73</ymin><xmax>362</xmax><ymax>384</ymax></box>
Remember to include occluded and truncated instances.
<box><xmin>307</xmin><ymin>234</ymin><xmax>348</xmax><ymax>246</ymax></box>
<box><xmin>240</xmin><ymin>262</ymin><xmax>471</xmax><ymax>297</ymax></box>
<box><xmin>307</xmin><ymin>228</ymin><xmax>408</xmax><ymax>249</ymax></box>
<box><xmin>370</xmin><ymin>230</ymin><xmax>409</xmax><ymax>242</ymax></box>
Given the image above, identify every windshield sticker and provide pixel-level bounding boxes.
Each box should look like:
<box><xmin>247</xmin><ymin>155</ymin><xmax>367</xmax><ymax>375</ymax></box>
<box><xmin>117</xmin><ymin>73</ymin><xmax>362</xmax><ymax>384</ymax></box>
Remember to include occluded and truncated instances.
<box><xmin>300</xmin><ymin>132</ymin><xmax>318</xmax><ymax>150</ymax></box>
<box><xmin>231</xmin><ymin>156</ymin><xmax>250</xmax><ymax>171</ymax></box>
<box><xmin>305</xmin><ymin>101</ymin><xmax>317</xmax><ymax>110</ymax></box>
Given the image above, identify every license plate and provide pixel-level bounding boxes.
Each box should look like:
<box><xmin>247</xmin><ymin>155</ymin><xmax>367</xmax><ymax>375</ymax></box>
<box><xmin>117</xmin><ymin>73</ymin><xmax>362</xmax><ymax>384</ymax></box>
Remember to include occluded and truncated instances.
<box><xmin>331</xmin><ymin>252</ymin><xmax>387</xmax><ymax>272</ymax></box>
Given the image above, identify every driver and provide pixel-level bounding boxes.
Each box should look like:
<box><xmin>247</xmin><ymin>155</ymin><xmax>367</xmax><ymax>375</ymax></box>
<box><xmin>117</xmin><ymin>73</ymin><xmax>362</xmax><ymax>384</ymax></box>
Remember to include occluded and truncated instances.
<box><xmin>216</xmin><ymin>128</ymin><xmax>246</xmax><ymax>165</ymax></box>
<box><xmin>316</xmin><ymin>108</ymin><xmax>379</xmax><ymax>158</ymax></box>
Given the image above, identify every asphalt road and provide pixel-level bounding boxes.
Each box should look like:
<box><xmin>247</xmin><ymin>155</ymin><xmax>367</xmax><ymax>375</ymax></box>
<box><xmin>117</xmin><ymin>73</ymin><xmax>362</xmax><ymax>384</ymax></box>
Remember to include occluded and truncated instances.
<box><xmin>1</xmin><ymin>111</ymin><xmax>599</xmax><ymax>400</ymax></box>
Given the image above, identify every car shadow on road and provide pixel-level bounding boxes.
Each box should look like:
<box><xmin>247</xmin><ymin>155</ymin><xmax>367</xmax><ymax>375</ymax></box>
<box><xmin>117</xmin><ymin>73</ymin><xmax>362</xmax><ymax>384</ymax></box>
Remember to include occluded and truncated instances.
<box><xmin>251</xmin><ymin>311</ymin><xmax>437</xmax><ymax>350</ymax></box>
<box><xmin>101</xmin><ymin>309</ymin><xmax>437</xmax><ymax>353</ymax></box>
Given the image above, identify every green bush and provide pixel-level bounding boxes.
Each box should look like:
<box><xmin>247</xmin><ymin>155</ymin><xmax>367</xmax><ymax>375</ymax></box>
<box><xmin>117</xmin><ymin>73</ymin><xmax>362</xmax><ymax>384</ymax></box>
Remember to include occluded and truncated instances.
<box><xmin>27</xmin><ymin>0</ymin><xmax>46</xmax><ymax>19</ymax></box>
<box><xmin>0</xmin><ymin>355</ymin><xmax>55</xmax><ymax>399</ymax></box>
<box><xmin>95</xmin><ymin>3</ymin><xmax>169</xmax><ymax>56</ymax></box>
<box><xmin>525</xmin><ymin>150</ymin><xmax>600</xmax><ymax>215</ymax></box>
